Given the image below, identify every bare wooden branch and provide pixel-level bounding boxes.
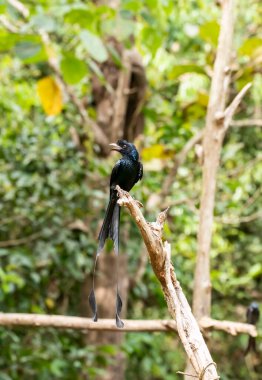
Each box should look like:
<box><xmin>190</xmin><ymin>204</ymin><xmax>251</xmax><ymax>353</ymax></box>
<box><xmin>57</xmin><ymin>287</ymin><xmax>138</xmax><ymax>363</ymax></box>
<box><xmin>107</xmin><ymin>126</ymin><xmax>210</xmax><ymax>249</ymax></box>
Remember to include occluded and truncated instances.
<box><xmin>111</xmin><ymin>51</ymin><xmax>132</xmax><ymax>141</ymax></box>
<box><xmin>231</xmin><ymin>119</ymin><xmax>262</xmax><ymax>127</ymax></box>
<box><xmin>224</xmin><ymin>83</ymin><xmax>252</xmax><ymax>129</ymax></box>
<box><xmin>116</xmin><ymin>187</ymin><xmax>219</xmax><ymax>380</ymax></box>
<box><xmin>0</xmin><ymin>15</ymin><xmax>18</xmax><ymax>32</ymax></box>
<box><xmin>193</xmin><ymin>0</ymin><xmax>236</xmax><ymax>322</ymax></box>
<box><xmin>8</xmin><ymin>0</ymin><xmax>29</xmax><ymax>18</ymax></box>
<box><xmin>200</xmin><ymin>317</ymin><xmax>257</xmax><ymax>337</ymax></box>
<box><xmin>0</xmin><ymin>313</ymin><xmax>256</xmax><ymax>337</ymax></box>
<box><xmin>0</xmin><ymin>314</ymin><xmax>176</xmax><ymax>332</ymax></box>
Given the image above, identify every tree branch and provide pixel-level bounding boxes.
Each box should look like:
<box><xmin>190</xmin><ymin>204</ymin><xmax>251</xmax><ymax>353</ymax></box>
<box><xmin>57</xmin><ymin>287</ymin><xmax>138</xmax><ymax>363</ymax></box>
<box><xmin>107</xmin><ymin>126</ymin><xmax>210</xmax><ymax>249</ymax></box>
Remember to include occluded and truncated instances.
<box><xmin>116</xmin><ymin>187</ymin><xmax>219</xmax><ymax>380</ymax></box>
<box><xmin>8</xmin><ymin>0</ymin><xmax>29</xmax><ymax>18</ymax></box>
<box><xmin>230</xmin><ymin>119</ymin><xmax>262</xmax><ymax>127</ymax></box>
<box><xmin>193</xmin><ymin>0</ymin><xmax>237</xmax><ymax>322</ymax></box>
<box><xmin>0</xmin><ymin>314</ymin><xmax>176</xmax><ymax>332</ymax></box>
<box><xmin>161</xmin><ymin>130</ymin><xmax>203</xmax><ymax>199</ymax></box>
<box><xmin>0</xmin><ymin>232</ymin><xmax>42</xmax><ymax>248</ymax></box>
<box><xmin>0</xmin><ymin>313</ymin><xmax>256</xmax><ymax>337</ymax></box>
<box><xmin>111</xmin><ymin>50</ymin><xmax>132</xmax><ymax>142</ymax></box>
<box><xmin>217</xmin><ymin>210</ymin><xmax>262</xmax><ymax>224</ymax></box>
<box><xmin>200</xmin><ymin>317</ymin><xmax>257</xmax><ymax>337</ymax></box>
<box><xmin>223</xmin><ymin>83</ymin><xmax>252</xmax><ymax>130</ymax></box>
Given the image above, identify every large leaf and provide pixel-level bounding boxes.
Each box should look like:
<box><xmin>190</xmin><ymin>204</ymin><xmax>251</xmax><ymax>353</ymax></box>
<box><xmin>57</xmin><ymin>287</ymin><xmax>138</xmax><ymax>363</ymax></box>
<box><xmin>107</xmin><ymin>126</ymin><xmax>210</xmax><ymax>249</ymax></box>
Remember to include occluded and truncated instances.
<box><xmin>80</xmin><ymin>30</ymin><xmax>108</xmax><ymax>63</ymax></box>
<box><xmin>60</xmin><ymin>55</ymin><xmax>87</xmax><ymax>85</ymax></box>
<box><xmin>168</xmin><ymin>64</ymin><xmax>205</xmax><ymax>80</ymax></box>
<box><xmin>238</xmin><ymin>38</ymin><xmax>262</xmax><ymax>57</ymax></box>
<box><xmin>141</xmin><ymin>144</ymin><xmax>172</xmax><ymax>161</ymax></box>
<box><xmin>0</xmin><ymin>33</ymin><xmax>47</xmax><ymax>62</ymax></box>
<box><xmin>199</xmin><ymin>20</ymin><xmax>219</xmax><ymax>46</ymax></box>
<box><xmin>37</xmin><ymin>76</ymin><xmax>63</xmax><ymax>116</ymax></box>
<box><xmin>31</xmin><ymin>15</ymin><xmax>56</xmax><ymax>32</ymax></box>
<box><xmin>64</xmin><ymin>8</ymin><xmax>94</xmax><ymax>28</ymax></box>
<box><xmin>102</xmin><ymin>17</ymin><xmax>135</xmax><ymax>41</ymax></box>
<box><xmin>14</xmin><ymin>41</ymin><xmax>41</xmax><ymax>60</ymax></box>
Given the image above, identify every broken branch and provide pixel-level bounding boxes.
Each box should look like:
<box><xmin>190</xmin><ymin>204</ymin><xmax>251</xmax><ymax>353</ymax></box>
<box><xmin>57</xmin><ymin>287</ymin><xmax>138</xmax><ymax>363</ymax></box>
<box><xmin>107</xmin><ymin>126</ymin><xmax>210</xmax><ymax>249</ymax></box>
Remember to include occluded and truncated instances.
<box><xmin>116</xmin><ymin>186</ymin><xmax>219</xmax><ymax>380</ymax></box>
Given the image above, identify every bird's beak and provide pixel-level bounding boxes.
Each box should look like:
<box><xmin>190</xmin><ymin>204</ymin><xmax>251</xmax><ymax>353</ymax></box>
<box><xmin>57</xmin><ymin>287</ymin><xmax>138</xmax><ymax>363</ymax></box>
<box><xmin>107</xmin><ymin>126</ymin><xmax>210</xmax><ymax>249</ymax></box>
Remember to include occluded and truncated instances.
<box><xmin>109</xmin><ymin>143</ymin><xmax>121</xmax><ymax>152</ymax></box>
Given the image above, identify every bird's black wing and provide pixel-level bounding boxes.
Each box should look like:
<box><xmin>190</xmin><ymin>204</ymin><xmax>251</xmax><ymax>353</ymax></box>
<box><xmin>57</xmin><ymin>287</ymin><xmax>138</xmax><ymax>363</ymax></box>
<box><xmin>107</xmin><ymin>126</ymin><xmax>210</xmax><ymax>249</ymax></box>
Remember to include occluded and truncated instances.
<box><xmin>136</xmin><ymin>161</ymin><xmax>143</xmax><ymax>182</ymax></box>
<box><xmin>110</xmin><ymin>159</ymin><xmax>121</xmax><ymax>191</ymax></box>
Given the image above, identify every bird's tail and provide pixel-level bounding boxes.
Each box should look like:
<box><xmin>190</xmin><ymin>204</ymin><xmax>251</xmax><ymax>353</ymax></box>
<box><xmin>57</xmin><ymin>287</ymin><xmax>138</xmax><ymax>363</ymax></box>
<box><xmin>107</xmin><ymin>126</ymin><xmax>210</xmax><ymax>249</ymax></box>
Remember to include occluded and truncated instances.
<box><xmin>244</xmin><ymin>336</ymin><xmax>257</xmax><ymax>356</ymax></box>
<box><xmin>89</xmin><ymin>194</ymin><xmax>124</xmax><ymax>328</ymax></box>
<box><xmin>97</xmin><ymin>195</ymin><xmax>118</xmax><ymax>254</ymax></box>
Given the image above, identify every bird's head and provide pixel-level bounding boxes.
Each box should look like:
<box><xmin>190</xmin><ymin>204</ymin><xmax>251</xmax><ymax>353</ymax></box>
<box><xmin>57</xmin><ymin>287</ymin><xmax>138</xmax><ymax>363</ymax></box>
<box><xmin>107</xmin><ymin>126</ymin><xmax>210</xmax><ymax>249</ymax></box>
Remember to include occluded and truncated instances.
<box><xmin>109</xmin><ymin>140</ymin><xmax>139</xmax><ymax>161</ymax></box>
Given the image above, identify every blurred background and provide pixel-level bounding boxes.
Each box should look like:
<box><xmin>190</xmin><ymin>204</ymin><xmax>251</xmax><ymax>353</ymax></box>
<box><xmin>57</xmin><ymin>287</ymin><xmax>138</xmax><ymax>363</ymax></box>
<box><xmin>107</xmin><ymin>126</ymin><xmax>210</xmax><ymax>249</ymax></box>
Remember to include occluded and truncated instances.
<box><xmin>0</xmin><ymin>0</ymin><xmax>261</xmax><ymax>379</ymax></box>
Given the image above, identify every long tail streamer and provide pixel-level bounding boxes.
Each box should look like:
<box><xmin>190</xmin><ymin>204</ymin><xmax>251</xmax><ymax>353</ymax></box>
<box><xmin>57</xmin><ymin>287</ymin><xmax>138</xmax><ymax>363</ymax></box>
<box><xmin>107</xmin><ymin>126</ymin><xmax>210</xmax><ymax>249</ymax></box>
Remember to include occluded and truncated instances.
<box><xmin>89</xmin><ymin>197</ymin><xmax>124</xmax><ymax>328</ymax></box>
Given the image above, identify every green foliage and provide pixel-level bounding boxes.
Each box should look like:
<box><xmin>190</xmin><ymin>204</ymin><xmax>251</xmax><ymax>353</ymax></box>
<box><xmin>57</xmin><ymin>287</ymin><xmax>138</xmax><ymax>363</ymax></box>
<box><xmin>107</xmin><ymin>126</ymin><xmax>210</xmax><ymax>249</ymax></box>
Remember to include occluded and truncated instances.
<box><xmin>0</xmin><ymin>0</ymin><xmax>261</xmax><ymax>379</ymax></box>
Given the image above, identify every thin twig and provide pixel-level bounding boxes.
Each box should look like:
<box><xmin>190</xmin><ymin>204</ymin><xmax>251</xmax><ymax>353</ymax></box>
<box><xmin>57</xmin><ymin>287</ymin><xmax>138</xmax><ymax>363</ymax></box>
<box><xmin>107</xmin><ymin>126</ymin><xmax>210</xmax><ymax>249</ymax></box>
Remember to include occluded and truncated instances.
<box><xmin>218</xmin><ymin>210</ymin><xmax>262</xmax><ymax>225</ymax></box>
<box><xmin>231</xmin><ymin>119</ymin><xmax>262</xmax><ymax>128</ymax></box>
<box><xmin>8</xmin><ymin>0</ymin><xmax>29</xmax><ymax>18</ymax></box>
<box><xmin>224</xmin><ymin>83</ymin><xmax>252</xmax><ymax>130</ymax></box>
<box><xmin>161</xmin><ymin>129</ymin><xmax>204</xmax><ymax>198</ymax></box>
<box><xmin>0</xmin><ymin>232</ymin><xmax>42</xmax><ymax>248</ymax></box>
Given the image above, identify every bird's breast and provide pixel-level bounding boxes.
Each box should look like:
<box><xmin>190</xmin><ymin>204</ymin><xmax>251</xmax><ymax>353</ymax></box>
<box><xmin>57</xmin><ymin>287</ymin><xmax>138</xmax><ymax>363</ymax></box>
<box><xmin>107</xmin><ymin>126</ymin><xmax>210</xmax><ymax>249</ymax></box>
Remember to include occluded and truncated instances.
<box><xmin>116</xmin><ymin>159</ymin><xmax>139</xmax><ymax>191</ymax></box>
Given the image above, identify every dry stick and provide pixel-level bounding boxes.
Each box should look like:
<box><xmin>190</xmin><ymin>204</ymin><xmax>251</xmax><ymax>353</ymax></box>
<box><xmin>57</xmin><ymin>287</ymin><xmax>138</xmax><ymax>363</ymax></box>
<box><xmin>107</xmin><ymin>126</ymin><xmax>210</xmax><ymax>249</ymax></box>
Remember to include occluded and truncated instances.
<box><xmin>190</xmin><ymin>2</ymin><xmax>251</xmax><ymax>376</ymax></box>
<box><xmin>200</xmin><ymin>317</ymin><xmax>256</xmax><ymax>337</ymax></box>
<box><xmin>231</xmin><ymin>119</ymin><xmax>262</xmax><ymax>127</ymax></box>
<box><xmin>161</xmin><ymin>129</ymin><xmax>204</xmax><ymax>199</ymax></box>
<box><xmin>116</xmin><ymin>187</ymin><xmax>219</xmax><ymax>380</ymax></box>
<box><xmin>0</xmin><ymin>314</ymin><xmax>176</xmax><ymax>332</ymax></box>
<box><xmin>193</xmin><ymin>0</ymin><xmax>247</xmax><ymax>322</ymax></box>
<box><xmin>8</xmin><ymin>0</ymin><xmax>29</xmax><ymax>18</ymax></box>
<box><xmin>0</xmin><ymin>313</ymin><xmax>256</xmax><ymax>336</ymax></box>
<box><xmin>111</xmin><ymin>50</ymin><xmax>132</xmax><ymax>142</ymax></box>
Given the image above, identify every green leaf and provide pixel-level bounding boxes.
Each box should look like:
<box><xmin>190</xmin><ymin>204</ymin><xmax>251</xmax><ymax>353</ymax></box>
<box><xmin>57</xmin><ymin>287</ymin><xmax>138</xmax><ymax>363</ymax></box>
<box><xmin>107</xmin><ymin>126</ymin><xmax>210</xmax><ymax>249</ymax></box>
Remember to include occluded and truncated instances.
<box><xmin>199</xmin><ymin>20</ymin><xmax>219</xmax><ymax>46</ymax></box>
<box><xmin>168</xmin><ymin>64</ymin><xmax>205</xmax><ymax>80</ymax></box>
<box><xmin>121</xmin><ymin>0</ymin><xmax>143</xmax><ymax>12</ymax></box>
<box><xmin>80</xmin><ymin>30</ymin><xmax>108</xmax><ymax>62</ymax></box>
<box><xmin>60</xmin><ymin>55</ymin><xmax>87</xmax><ymax>84</ymax></box>
<box><xmin>102</xmin><ymin>17</ymin><xmax>135</xmax><ymax>41</ymax></box>
<box><xmin>14</xmin><ymin>41</ymin><xmax>41</xmax><ymax>60</ymax></box>
<box><xmin>238</xmin><ymin>38</ymin><xmax>262</xmax><ymax>57</ymax></box>
<box><xmin>0</xmin><ymin>33</ymin><xmax>47</xmax><ymax>63</ymax></box>
<box><xmin>64</xmin><ymin>8</ymin><xmax>94</xmax><ymax>28</ymax></box>
<box><xmin>31</xmin><ymin>15</ymin><xmax>56</xmax><ymax>32</ymax></box>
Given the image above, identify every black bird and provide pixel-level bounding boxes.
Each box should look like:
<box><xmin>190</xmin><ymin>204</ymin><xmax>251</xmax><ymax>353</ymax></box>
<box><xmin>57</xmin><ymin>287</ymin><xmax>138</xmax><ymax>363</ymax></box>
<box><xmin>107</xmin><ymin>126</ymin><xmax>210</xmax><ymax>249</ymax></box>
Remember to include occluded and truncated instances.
<box><xmin>244</xmin><ymin>302</ymin><xmax>260</xmax><ymax>356</ymax></box>
<box><xmin>89</xmin><ymin>140</ymin><xmax>143</xmax><ymax>328</ymax></box>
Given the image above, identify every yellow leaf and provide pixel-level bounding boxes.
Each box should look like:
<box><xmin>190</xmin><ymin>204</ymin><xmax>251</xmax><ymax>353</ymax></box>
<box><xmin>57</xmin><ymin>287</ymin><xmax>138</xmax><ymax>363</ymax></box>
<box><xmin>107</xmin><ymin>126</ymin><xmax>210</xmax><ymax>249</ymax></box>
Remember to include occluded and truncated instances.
<box><xmin>45</xmin><ymin>297</ymin><xmax>55</xmax><ymax>309</ymax></box>
<box><xmin>37</xmin><ymin>76</ymin><xmax>63</xmax><ymax>116</ymax></box>
<box><xmin>141</xmin><ymin>144</ymin><xmax>173</xmax><ymax>161</ymax></box>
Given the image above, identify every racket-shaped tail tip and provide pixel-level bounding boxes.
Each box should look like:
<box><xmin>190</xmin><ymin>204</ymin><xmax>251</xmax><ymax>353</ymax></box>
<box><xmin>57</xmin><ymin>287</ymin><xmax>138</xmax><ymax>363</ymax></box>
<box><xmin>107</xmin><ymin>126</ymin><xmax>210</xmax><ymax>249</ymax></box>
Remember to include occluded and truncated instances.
<box><xmin>89</xmin><ymin>289</ymin><xmax>98</xmax><ymax>322</ymax></box>
<box><xmin>116</xmin><ymin>314</ymin><xmax>124</xmax><ymax>328</ymax></box>
<box><xmin>115</xmin><ymin>292</ymin><xmax>124</xmax><ymax>328</ymax></box>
